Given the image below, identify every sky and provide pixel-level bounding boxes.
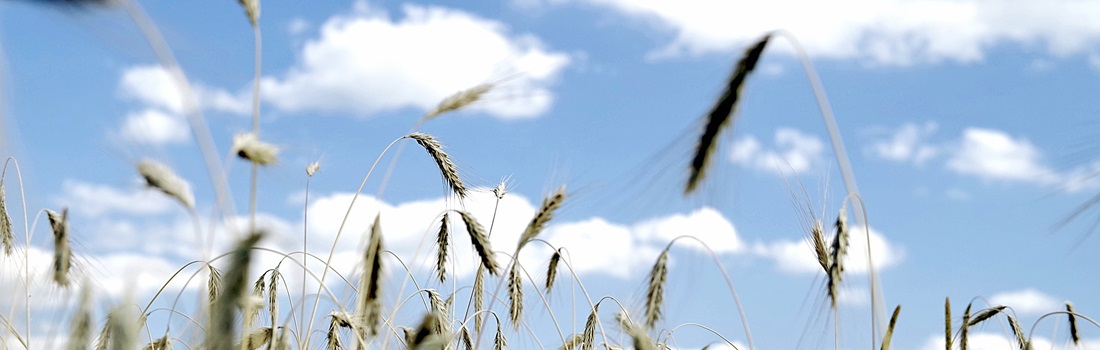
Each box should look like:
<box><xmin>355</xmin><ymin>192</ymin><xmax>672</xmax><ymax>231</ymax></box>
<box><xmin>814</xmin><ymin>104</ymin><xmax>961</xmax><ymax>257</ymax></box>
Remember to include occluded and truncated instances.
<box><xmin>2</xmin><ymin>0</ymin><xmax>1100</xmax><ymax>349</ymax></box>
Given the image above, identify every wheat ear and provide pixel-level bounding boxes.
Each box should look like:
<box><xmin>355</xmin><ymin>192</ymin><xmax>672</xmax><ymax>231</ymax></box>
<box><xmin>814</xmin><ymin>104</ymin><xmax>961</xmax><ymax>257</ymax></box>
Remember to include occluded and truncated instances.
<box><xmin>232</xmin><ymin>132</ymin><xmax>279</xmax><ymax>166</ymax></box>
<box><xmin>826</xmin><ymin>207</ymin><xmax>849</xmax><ymax>309</ymax></box>
<box><xmin>645</xmin><ymin>250</ymin><xmax>669</xmax><ymax>329</ymax></box>
<box><xmin>507</xmin><ymin>264</ymin><xmax>524</xmax><ymax>330</ymax></box>
<box><xmin>206</xmin><ymin>231</ymin><xmax>264</xmax><ymax>350</ymax></box>
<box><xmin>0</xmin><ymin>177</ymin><xmax>14</xmax><ymax>255</ymax></box>
<box><xmin>880</xmin><ymin>305</ymin><xmax>900</xmax><ymax>350</ymax></box>
<box><xmin>137</xmin><ymin>159</ymin><xmax>195</xmax><ymax>210</ymax></box>
<box><xmin>355</xmin><ymin>214</ymin><xmax>384</xmax><ymax>338</ymax></box>
<box><xmin>944</xmin><ymin>298</ymin><xmax>952</xmax><ymax>350</ymax></box>
<box><xmin>47</xmin><ymin>208</ymin><xmax>71</xmax><ymax>287</ymax></box>
<box><xmin>423</xmin><ymin>83</ymin><xmax>494</xmax><ymax>121</ymax></box>
<box><xmin>581</xmin><ymin>304</ymin><xmax>599</xmax><ymax>350</ymax></box>
<box><xmin>1067</xmin><ymin>302</ymin><xmax>1080</xmax><ymax>346</ymax></box>
<box><xmin>140</xmin><ymin>334</ymin><xmax>169</xmax><ymax>350</ymax></box>
<box><xmin>685</xmin><ymin>34</ymin><xmax>770</xmax><ymax>194</ymax></box>
<box><xmin>435</xmin><ymin>213</ymin><xmax>450</xmax><ymax>283</ymax></box>
<box><xmin>407</xmin><ymin>133</ymin><xmax>467</xmax><ymax>198</ymax></box>
<box><xmin>517</xmin><ymin>186</ymin><xmax>566</xmax><ymax>252</ymax></box>
<box><xmin>459</xmin><ymin>211</ymin><xmax>498</xmax><ymax>275</ymax></box>
<box><xmin>545</xmin><ymin>248</ymin><xmax>562</xmax><ymax>292</ymax></box>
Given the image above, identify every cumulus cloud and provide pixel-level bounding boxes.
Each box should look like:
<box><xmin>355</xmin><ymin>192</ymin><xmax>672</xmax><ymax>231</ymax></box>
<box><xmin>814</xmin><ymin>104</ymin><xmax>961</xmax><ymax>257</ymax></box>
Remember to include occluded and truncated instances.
<box><xmin>118</xmin><ymin>109</ymin><xmax>190</xmax><ymax>145</ymax></box>
<box><xmin>917</xmin><ymin>332</ymin><xmax>1100</xmax><ymax>350</ymax></box>
<box><xmin>118</xmin><ymin>65</ymin><xmax>248</xmax><ymax>115</ymax></box>
<box><xmin>989</xmin><ymin>288</ymin><xmax>1062</xmax><ymax>315</ymax></box>
<box><xmin>869</xmin><ymin>122</ymin><xmax>938</xmax><ymax>165</ymax></box>
<box><xmin>752</xmin><ymin>225</ymin><xmax>903</xmax><ymax>274</ymax></box>
<box><xmin>58</xmin><ymin>179</ymin><xmax>177</xmax><ymax>217</ymax></box>
<box><xmin>730</xmin><ymin>128</ymin><xmax>825</xmax><ymax>175</ymax></box>
<box><xmin>260</xmin><ymin>4</ymin><xmax>570</xmax><ymax>119</ymax></box>
<box><xmin>947</xmin><ymin>128</ymin><xmax>1057</xmax><ymax>183</ymax></box>
<box><xmin>551</xmin><ymin>0</ymin><xmax>1100</xmax><ymax>65</ymax></box>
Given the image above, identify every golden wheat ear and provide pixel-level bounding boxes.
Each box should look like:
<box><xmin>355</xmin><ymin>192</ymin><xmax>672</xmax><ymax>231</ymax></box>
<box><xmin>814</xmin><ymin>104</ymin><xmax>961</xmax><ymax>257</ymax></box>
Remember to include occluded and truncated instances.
<box><xmin>686</xmin><ymin>34</ymin><xmax>770</xmax><ymax>195</ymax></box>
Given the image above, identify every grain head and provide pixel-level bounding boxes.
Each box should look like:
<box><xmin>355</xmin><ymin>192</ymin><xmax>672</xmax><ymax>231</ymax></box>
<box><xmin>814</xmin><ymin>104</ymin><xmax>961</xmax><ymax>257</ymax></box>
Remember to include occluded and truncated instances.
<box><xmin>232</xmin><ymin>132</ymin><xmax>279</xmax><ymax>166</ymax></box>
<box><xmin>407</xmin><ymin>133</ymin><xmax>466</xmax><ymax>198</ymax></box>
<box><xmin>137</xmin><ymin>159</ymin><xmax>195</xmax><ymax>210</ymax></box>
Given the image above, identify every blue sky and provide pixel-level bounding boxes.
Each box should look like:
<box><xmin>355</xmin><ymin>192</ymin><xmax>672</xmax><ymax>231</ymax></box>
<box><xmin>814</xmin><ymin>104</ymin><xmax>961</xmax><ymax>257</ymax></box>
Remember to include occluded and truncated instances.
<box><xmin>2</xmin><ymin>0</ymin><xmax>1100</xmax><ymax>349</ymax></box>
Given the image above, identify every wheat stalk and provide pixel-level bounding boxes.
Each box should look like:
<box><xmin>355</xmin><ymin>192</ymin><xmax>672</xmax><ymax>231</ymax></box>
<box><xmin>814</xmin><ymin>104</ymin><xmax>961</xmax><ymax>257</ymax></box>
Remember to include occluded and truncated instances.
<box><xmin>407</xmin><ymin>133</ymin><xmax>466</xmax><ymax>198</ymax></box>
<box><xmin>645</xmin><ymin>250</ymin><xmax>669</xmax><ymax>329</ymax></box>
<box><xmin>47</xmin><ymin>208</ymin><xmax>71</xmax><ymax>287</ymax></box>
<box><xmin>685</xmin><ymin>34</ymin><xmax>770</xmax><ymax>194</ymax></box>
<box><xmin>458</xmin><ymin>211</ymin><xmax>498</xmax><ymax>275</ymax></box>
<box><xmin>137</xmin><ymin>159</ymin><xmax>195</xmax><ymax>210</ymax></box>
<box><xmin>355</xmin><ymin>214</ymin><xmax>384</xmax><ymax>338</ymax></box>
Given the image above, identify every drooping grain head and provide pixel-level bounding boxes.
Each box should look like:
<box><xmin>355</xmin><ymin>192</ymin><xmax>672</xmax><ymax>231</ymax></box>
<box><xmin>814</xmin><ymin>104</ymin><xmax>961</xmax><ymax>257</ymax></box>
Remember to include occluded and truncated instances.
<box><xmin>436</xmin><ymin>213</ymin><xmax>450</xmax><ymax>283</ymax></box>
<box><xmin>140</xmin><ymin>334</ymin><xmax>170</xmax><ymax>350</ymax></box>
<box><xmin>826</xmin><ymin>207</ymin><xmax>849</xmax><ymax>309</ymax></box>
<box><xmin>47</xmin><ymin>208</ymin><xmax>71</xmax><ymax>287</ymax></box>
<box><xmin>407</xmin><ymin>133</ymin><xmax>467</xmax><ymax>198</ymax></box>
<box><xmin>545</xmin><ymin>248</ymin><xmax>562</xmax><ymax>292</ymax></box>
<box><xmin>426</xmin><ymin>289</ymin><xmax>451</xmax><ymax>336</ymax></box>
<box><xmin>508</xmin><ymin>264</ymin><xmax>524</xmax><ymax>330</ymax></box>
<box><xmin>644</xmin><ymin>250</ymin><xmax>669</xmax><ymax>329</ymax></box>
<box><xmin>423</xmin><ymin>83</ymin><xmax>494</xmax><ymax>121</ymax></box>
<box><xmin>68</xmin><ymin>283</ymin><xmax>94</xmax><ymax>350</ymax></box>
<box><xmin>268</xmin><ymin>270</ymin><xmax>280</xmax><ymax>329</ymax></box>
<box><xmin>459</xmin><ymin>211</ymin><xmax>499</xmax><ymax>275</ymax></box>
<box><xmin>234</xmin><ymin>327</ymin><xmax>273</xmax><ymax>350</ymax></box>
<box><xmin>492</xmin><ymin>177</ymin><xmax>509</xmax><ymax>200</ymax></box>
<box><xmin>355</xmin><ymin>214</ymin><xmax>384</xmax><ymax>337</ymax></box>
<box><xmin>810</xmin><ymin>220</ymin><xmax>828</xmax><ymax>273</ymax></box>
<box><xmin>237</xmin><ymin>0</ymin><xmax>259</xmax><ymax>27</ymax></box>
<box><xmin>558</xmin><ymin>334</ymin><xmax>582</xmax><ymax>350</ymax></box>
<box><xmin>232</xmin><ymin>132</ymin><xmax>279</xmax><ymax>166</ymax></box>
<box><xmin>622</xmin><ymin>318</ymin><xmax>656</xmax><ymax>350</ymax></box>
<box><xmin>881</xmin><ymin>305</ymin><xmax>901</xmax><ymax>350</ymax></box>
<box><xmin>967</xmin><ymin>306</ymin><xmax>1005</xmax><ymax>326</ymax></box>
<box><xmin>581</xmin><ymin>304</ymin><xmax>599</xmax><ymax>350</ymax></box>
<box><xmin>1006</xmin><ymin>315</ymin><xmax>1029</xmax><ymax>350</ymax></box>
<box><xmin>517</xmin><ymin>185</ymin><xmax>566</xmax><ymax>253</ymax></box>
<box><xmin>326</xmin><ymin>315</ymin><xmax>344</xmax><ymax>350</ymax></box>
<box><xmin>685</xmin><ymin>34</ymin><xmax>771</xmax><ymax>195</ymax></box>
<box><xmin>494</xmin><ymin>321</ymin><xmax>507</xmax><ymax>350</ymax></box>
<box><xmin>0</xmin><ymin>178</ymin><xmax>14</xmax><ymax>255</ymax></box>
<box><xmin>473</xmin><ymin>265</ymin><xmax>486</xmax><ymax>331</ymax></box>
<box><xmin>137</xmin><ymin>159</ymin><xmax>195</xmax><ymax>210</ymax></box>
<box><xmin>1067</xmin><ymin>302</ymin><xmax>1080</xmax><ymax>345</ymax></box>
<box><xmin>207</xmin><ymin>265</ymin><xmax>223</xmax><ymax>305</ymax></box>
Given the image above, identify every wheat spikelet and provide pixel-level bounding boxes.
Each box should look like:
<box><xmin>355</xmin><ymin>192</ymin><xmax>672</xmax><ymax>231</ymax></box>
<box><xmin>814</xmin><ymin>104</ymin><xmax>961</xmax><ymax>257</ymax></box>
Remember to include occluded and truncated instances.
<box><xmin>1067</xmin><ymin>302</ymin><xmax>1080</xmax><ymax>346</ymax></box>
<box><xmin>0</xmin><ymin>178</ymin><xmax>14</xmax><ymax>255</ymax></box>
<box><xmin>517</xmin><ymin>186</ymin><xmax>566</xmax><ymax>253</ymax></box>
<box><xmin>961</xmin><ymin>303</ymin><xmax>972</xmax><ymax>350</ymax></box>
<box><xmin>355</xmin><ymin>214</ymin><xmax>384</xmax><ymax>337</ymax></box>
<box><xmin>141</xmin><ymin>334</ymin><xmax>170</xmax><ymax>350</ymax></box>
<box><xmin>880</xmin><ymin>305</ymin><xmax>901</xmax><ymax>350</ymax></box>
<box><xmin>235</xmin><ymin>327</ymin><xmax>272</xmax><ymax>350</ymax></box>
<box><xmin>1007</xmin><ymin>315</ymin><xmax>1029</xmax><ymax>350</ymax></box>
<box><xmin>208</xmin><ymin>265</ymin><xmax>223</xmax><ymax>305</ymax></box>
<box><xmin>967</xmin><ymin>306</ymin><xmax>1005</xmax><ymax>326</ymax></box>
<box><xmin>306</xmin><ymin>162</ymin><xmax>320</xmax><ymax>177</ymax></box>
<box><xmin>407</xmin><ymin>133</ymin><xmax>466</xmax><ymax>198</ymax></box>
<box><xmin>507</xmin><ymin>264</ymin><xmax>524</xmax><ymax>330</ymax></box>
<box><xmin>237</xmin><ymin>0</ymin><xmax>259</xmax><ymax>27</ymax></box>
<box><xmin>247</xmin><ymin>272</ymin><xmax>267</xmax><ymax>324</ymax></box>
<box><xmin>558</xmin><ymin>334</ymin><xmax>582</xmax><ymax>350</ymax></box>
<box><xmin>436</xmin><ymin>213</ymin><xmax>450</xmax><ymax>283</ymax></box>
<box><xmin>207</xmin><ymin>231</ymin><xmax>264</xmax><ymax>350</ymax></box>
<box><xmin>460</xmin><ymin>327</ymin><xmax>473</xmax><ymax>350</ymax></box>
<box><xmin>581</xmin><ymin>304</ymin><xmax>599</xmax><ymax>350</ymax></box>
<box><xmin>423</xmin><ymin>83</ymin><xmax>494</xmax><ymax>121</ymax></box>
<box><xmin>685</xmin><ymin>34</ymin><xmax>770</xmax><ymax>194</ymax></box>
<box><xmin>621</xmin><ymin>317</ymin><xmax>656</xmax><ymax>350</ymax></box>
<box><xmin>545</xmin><ymin>248</ymin><xmax>562</xmax><ymax>292</ymax></box>
<box><xmin>326</xmin><ymin>315</ymin><xmax>344</xmax><ymax>350</ymax></box>
<box><xmin>645</xmin><ymin>250</ymin><xmax>669</xmax><ymax>329</ymax></box>
<box><xmin>458</xmin><ymin>211</ymin><xmax>499</xmax><ymax>275</ymax></box>
<box><xmin>494</xmin><ymin>321</ymin><xmax>507</xmax><ymax>350</ymax></box>
<box><xmin>137</xmin><ymin>159</ymin><xmax>195</xmax><ymax>210</ymax></box>
<box><xmin>473</xmin><ymin>266</ymin><xmax>486</xmax><ymax>331</ymax></box>
<box><xmin>944</xmin><ymin>298</ymin><xmax>952</xmax><ymax>350</ymax></box>
<box><xmin>68</xmin><ymin>283</ymin><xmax>94</xmax><ymax>350</ymax></box>
<box><xmin>810</xmin><ymin>220</ymin><xmax>828</xmax><ymax>272</ymax></box>
<box><xmin>232</xmin><ymin>132</ymin><xmax>279</xmax><ymax>166</ymax></box>
<box><xmin>268</xmin><ymin>270</ymin><xmax>280</xmax><ymax>330</ymax></box>
<box><xmin>826</xmin><ymin>207</ymin><xmax>849</xmax><ymax>309</ymax></box>
<box><xmin>426</xmin><ymin>289</ymin><xmax>450</xmax><ymax>336</ymax></box>
<box><xmin>94</xmin><ymin>313</ymin><xmax>111</xmax><ymax>350</ymax></box>
<box><xmin>47</xmin><ymin>208</ymin><xmax>71</xmax><ymax>287</ymax></box>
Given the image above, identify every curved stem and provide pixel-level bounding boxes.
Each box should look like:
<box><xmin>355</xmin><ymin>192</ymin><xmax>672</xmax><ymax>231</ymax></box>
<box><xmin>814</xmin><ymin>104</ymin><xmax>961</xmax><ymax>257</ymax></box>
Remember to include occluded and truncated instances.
<box><xmin>660</xmin><ymin>235</ymin><xmax>755</xmax><ymax>350</ymax></box>
<box><xmin>3</xmin><ymin>157</ymin><xmax>30</xmax><ymax>348</ymax></box>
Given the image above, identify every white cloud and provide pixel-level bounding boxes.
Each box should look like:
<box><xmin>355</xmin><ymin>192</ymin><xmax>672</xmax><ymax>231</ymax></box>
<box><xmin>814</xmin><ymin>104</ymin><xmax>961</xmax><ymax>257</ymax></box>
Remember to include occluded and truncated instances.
<box><xmin>946</xmin><ymin>128</ymin><xmax>1057</xmax><ymax>183</ymax></box>
<box><xmin>730</xmin><ymin>128</ymin><xmax>825</xmax><ymax>175</ymax></box>
<box><xmin>918</xmin><ymin>332</ymin><xmax>1100</xmax><ymax>350</ymax></box>
<box><xmin>58</xmin><ymin>179</ymin><xmax>177</xmax><ymax>217</ymax></box>
<box><xmin>260</xmin><ymin>4</ymin><xmax>570</xmax><ymax>119</ymax></box>
<box><xmin>118</xmin><ymin>109</ymin><xmax>190</xmax><ymax>145</ymax></box>
<box><xmin>989</xmin><ymin>288</ymin><xmax>1061</xmax><ymax>315</ymax></box>
<box><xmin>870</xmin><ymin>122</ymin><xmax>938</xmax><ymax>165</ymax></box>
<box><xmin>118</xmin><ymin>65</ymin><xmax>250</xmax><ymax>115</ymax></box>
<box><xmin>752</xmin><ymin>225</ymin><xmax>903</xmax><ymax>275</ymax></box>
<box><xmin>556</xmin><ymin>0</ymin><xmax>1100</xmax><ymax>65</ymax></box>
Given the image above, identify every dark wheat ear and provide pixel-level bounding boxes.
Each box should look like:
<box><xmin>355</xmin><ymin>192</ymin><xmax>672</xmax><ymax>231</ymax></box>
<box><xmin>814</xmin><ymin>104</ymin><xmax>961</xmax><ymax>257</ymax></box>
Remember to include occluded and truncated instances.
<box><xmin>435</xmin><ymin>213</ymin><xmax>450</xmax><ymax>283</ymax></box>
<box><xmin>644</xmin><ymin>250</ymin><xmax>669</xmax><ymax>329</ymax></box>
<box><xmin>686</xmin><ymin>34</ymin><xmax>771</xmax><ymax>194</ymax></box>
<box><xmin>1067</xmin><ymin>302</ymin><xmax>1081</xmax><ymax>346</ymax></box>
<box><xmin>880</xmin><ymin>305</ymin><xmax>901</xmax><ymax>350</ymax></box>
<box><xmin>356</xmin><ymin>214</ymin><xmax>385</xmax><ymax>337</ymax></box>
<box><xmin>47</xmin><ymin>208</ymin><xmax>71</xmax><ymax>287</ymax></box>
<box><xmin>459</xmin><ymin>211</ymin><xmax>498</xmax><ymax>275</ymax></box>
